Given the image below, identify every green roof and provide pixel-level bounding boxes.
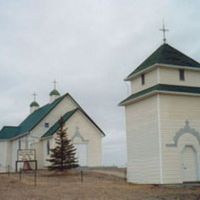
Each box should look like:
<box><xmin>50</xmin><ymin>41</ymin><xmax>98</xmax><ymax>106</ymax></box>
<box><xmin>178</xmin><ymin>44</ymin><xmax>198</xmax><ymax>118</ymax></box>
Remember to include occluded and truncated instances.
<box><xmin>0</xmin><ymin>126</ymin><xmax>21</xmax><ymax>140</ymax></box>
<box><xmin>19</xmin><ymin>94</ymin><xmax>66</xmax><ymax>133</ymax></box>
<box><xmin>0</xmin><ymin>94</ymin><xmax>68</xmax><ymax>140</ymax></box>
<box><xmin>30</xmin><ymin>101</ymin><xmax>39</xmax><ymax>107</ymax></box>
<box><xmin>50</xmin><ymin>89</ymin><xmax>60</xmax><ymax>96</ymax></box>
<box><xmin>120</xmin><ymin>84</ymin><xmax>200</xmax><ymax>105</ymax></box>
<box><xmin>0</xmin><ymin>93</ymin><xmax>105</xmax><ymax>140</ymax></box>
<box><xmin>126</xmin><ymin>43</ymin><xmax>200</xmax><ymax>79</ymax></box>
<box><xmin>42</xmin><ymin>108</ymin><xmax>78</xmax><ymax>138</ymax></box>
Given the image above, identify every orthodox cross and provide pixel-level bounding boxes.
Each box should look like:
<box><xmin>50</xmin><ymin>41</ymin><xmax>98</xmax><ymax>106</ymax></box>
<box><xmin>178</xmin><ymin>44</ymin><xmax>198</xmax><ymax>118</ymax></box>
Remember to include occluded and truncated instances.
<box><xmin>33</xmin><ymin>92</ymin><xmax>37</xmax><ymax>101</ymax></box>
<box><xmin>53</xmin><ymin>80</ymin><xmax>57</xmax><ymax>89</ymax></box>
<box><xmin>159</xmin><ymin>22</ymin><xmax>169</xmax><ymax>43</ymax></box>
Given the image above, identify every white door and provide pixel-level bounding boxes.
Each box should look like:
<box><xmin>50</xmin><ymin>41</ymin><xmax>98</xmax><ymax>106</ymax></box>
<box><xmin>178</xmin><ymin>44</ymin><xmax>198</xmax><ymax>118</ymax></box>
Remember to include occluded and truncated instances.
<box><xmin>74</xmin><ymin>144</ymin><xmax>87</xmax><ymax>166</ymax></box>
<box><xmin>181</xmin><ymin>146</ymin><xmax>198</xmax><ymax>182</ymax></box>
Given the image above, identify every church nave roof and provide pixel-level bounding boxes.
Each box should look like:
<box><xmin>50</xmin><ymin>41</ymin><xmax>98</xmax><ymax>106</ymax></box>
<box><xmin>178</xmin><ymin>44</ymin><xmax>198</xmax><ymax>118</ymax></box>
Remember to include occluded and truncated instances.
<box><xmin>0</xmin><ymin>94</ymin><xmax>68</xmax><ymax>140</ymax></box>
<box><xmin>0</xmin><ymin>93</ymin><xmax>105</xmax><ymax>140</ymax></box>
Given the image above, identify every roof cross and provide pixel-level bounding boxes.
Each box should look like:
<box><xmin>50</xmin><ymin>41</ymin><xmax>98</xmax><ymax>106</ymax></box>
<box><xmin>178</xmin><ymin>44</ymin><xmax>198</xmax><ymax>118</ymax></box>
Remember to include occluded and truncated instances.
<box><xmin>32</xmin><ymin>92</ymin><xmax>37</xmax><ymax>101</ymax></box>
<box><xmin>159</xmin><ymin>21</ymin><xmax>169</xmax><ymax>43</ymax></box>
<box><xmin>53</xmin><ymin>80</ymin><xmax>57</xmax><ymax>90</ymax></box>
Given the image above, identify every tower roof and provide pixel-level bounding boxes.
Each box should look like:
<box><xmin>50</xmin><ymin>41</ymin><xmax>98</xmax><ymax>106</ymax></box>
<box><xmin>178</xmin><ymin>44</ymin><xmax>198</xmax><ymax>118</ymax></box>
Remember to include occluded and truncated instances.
<box><xmin>126</xmin><ymin>43</ymin><xmax>200</xmax><ymax>80</ymax></box>
<box><xmin>49</xmin><ymin>89</ymin><xmax>60</xmax><ymax>96</ymax></box>
<box><xmin>119</xmin><ymin>84</ymin><xmax>200</xmax><ymax>106</ymax></box>
<box><xmin>30</xmin><ymin>101</ymin><xmax>39</xmax><ymax>107</ymax></box>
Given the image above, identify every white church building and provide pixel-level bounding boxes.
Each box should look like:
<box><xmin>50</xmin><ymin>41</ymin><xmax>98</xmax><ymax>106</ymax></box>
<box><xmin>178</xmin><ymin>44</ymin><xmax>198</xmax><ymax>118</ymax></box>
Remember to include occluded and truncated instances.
<box><xmin>0</xmin><ymin>87</ymin><xmax>105</xmax><ymax>172</ymax></box>
<box><xmin>120</xmin><ymin>42</ymin><xmax>200</xmax><ymax>184</ymax></box>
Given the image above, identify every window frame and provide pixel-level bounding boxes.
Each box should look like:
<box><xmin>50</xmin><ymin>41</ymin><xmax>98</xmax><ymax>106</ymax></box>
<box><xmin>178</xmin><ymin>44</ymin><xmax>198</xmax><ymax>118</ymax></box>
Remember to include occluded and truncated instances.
<box><xmin>179</xmin><ymin>69</ymin><xmax>185</xmax><ymax>81</ymax></box>
<box><xmin>45</xmin><ymin>122</ymin><xmax>49</xmax><ymax>128</ymax></box>
<box><xmin>141</xmin><ymin>74</ymin><xmax>145</xmax><ymax>85</ymax></box>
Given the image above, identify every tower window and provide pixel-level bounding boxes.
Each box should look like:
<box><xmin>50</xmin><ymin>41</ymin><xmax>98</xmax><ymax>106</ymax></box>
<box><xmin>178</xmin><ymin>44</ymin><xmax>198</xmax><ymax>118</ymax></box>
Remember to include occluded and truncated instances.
<box><xmin>179</xmin><ymin>69</ymin><xmax>185</xmax><ymax>81</ymax></box>
<box><xmin>141</xmin><ymin>74</ymin><xmax>145</xmax><ymax>85</ymax></box>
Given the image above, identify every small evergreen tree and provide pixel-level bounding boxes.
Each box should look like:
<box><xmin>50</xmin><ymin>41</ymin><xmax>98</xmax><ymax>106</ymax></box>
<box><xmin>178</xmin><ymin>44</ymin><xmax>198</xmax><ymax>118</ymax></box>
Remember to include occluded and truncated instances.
<box><xmin>47</xmin><ymin>117</ymin><xmax>78</xmax><ymax>171</ymax></box>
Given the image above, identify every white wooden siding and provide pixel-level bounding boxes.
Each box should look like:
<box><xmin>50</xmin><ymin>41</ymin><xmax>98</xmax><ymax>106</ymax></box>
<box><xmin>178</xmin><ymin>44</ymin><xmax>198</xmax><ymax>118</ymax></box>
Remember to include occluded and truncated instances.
<box><xmin>0</xmin><ymin>142</ymin><xmax>8</xmax><ymax>172</ymax></box>
<box><xmin>159</xmin><ymin>67</ymin><xmax>200</xmax><ymax>87</ymax></box>
<box><xmin>64</xmin><ymin>110</ymin><xmax>102</xmax><ymax>167</ymax></box>
<box><xmin>130</xmin><ymin>69</ymin><xmax>158</xmax><ymax>94</ymax></box>
<box><xmin>159</xmin><ymin>94</ymin><xmax>200</xmax><ymax>183</ymax></box>
<box><xmin>125</xmin><ymin>95</ymin><xmax>161</xmax><ymax>183</ymax></box>
<box><xmin>42</xmin><ymin>110</ymin><xmax>103</xmax><ymax>168</ymax></box>
<box><xmin>130</xmin><ymin>66</ymin><xmax>200</xmax><ymax>96</ymax></box>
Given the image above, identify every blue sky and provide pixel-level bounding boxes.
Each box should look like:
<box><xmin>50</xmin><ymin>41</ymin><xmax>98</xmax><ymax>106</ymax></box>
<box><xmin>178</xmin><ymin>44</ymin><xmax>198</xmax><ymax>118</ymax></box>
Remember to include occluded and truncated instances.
<box><xmin>0</xmin><ymin>0</ymin><xmax>200</xmax><ymax>166</ymax></box>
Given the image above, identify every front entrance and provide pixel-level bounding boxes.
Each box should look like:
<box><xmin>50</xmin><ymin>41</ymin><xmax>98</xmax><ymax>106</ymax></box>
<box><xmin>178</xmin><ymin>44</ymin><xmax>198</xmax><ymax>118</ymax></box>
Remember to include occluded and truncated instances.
<box><xmin>181</xmin><ymin>146</ymin><xmax>198</xmax><ymax>182</ymax></box>
<box><xmin>74</xmin><ymin>144</ymin><xmax>88</xmax><ymax>166</ymax></box>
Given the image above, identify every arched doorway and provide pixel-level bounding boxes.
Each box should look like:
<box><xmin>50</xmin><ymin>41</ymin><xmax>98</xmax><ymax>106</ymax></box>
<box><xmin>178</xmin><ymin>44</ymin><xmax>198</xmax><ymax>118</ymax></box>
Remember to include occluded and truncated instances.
<box><xmin>74</xmin><ymin>143</ymin><xmax>88</xmax><ymax>166</ymax></box>
<box><xmin>72</xmin><ymin>127</ymin><xmax>88</xmax><ymax>167</ymax></box>
<box><xmin>181</xmin><ymin>145</ymin><xmax>198</xmax><ymax>182</ymax></box>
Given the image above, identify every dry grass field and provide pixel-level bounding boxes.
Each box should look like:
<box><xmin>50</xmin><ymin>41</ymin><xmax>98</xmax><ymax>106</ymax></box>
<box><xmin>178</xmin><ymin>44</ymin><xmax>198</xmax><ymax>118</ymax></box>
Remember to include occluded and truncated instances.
<box><xmin>0</xmin><ymin>169</ymin><xmax>200</xmax><ymax>200</ymax></box>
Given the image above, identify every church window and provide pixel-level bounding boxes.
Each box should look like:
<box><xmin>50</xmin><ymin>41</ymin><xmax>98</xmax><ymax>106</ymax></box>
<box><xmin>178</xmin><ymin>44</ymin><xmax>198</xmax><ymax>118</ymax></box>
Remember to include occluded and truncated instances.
<box><xmin>47</xmin><ymin>140</ymin><xmax>50</xmax><ymax>155</ymax></box>
<box><xmin>25</xmin><ymin>138</ymin><xmax>28</xmax><ymax>149</ymax></box>
<box><xmin>179</xmin><ymin>69</ymin><xmax>185</xmax><ymax>81</ymax></box>
<box><xmin>18</xmin><ymin>140</ymin><xmax>21</xmax><ymax>150</ymax></box>
<box><xmin>45</xmin><ymin>122</ymin><xmax>49</xmax><ymax>128</ymax></box>
<box><xmin>141</xmin><ymin>74</ymin><xmax>145</xmax><ymax>85</ymax></box>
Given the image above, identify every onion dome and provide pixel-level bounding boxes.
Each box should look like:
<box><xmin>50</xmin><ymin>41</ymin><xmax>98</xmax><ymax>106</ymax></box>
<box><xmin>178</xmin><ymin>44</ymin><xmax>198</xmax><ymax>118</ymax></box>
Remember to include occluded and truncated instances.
<box><xmin>49</xmin><ymin>89</ymin><xmax>60</xmax><ymax>96</ymax></box>
<box><xmin>30</xmin><ymin>101</ymin><xmax>39</xmax><ymax>107</ymax></box>
<box><xmin>30</xmin><ymin>92</ymin><xmax>40</xmax><ymax>113</ymax></box>
<box><xmin>49</xmin><ymin>80</ymin><xmax>60</xmax><ymax>103</ymax></box>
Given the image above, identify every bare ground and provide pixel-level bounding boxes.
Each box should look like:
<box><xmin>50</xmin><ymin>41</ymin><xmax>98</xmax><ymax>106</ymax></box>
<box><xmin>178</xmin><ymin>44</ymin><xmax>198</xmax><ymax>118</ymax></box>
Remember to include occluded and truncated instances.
<box><xmin>0</xmin><ymin>169</ymin><xmax>200</xmax><ymax>200</ymax></box>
